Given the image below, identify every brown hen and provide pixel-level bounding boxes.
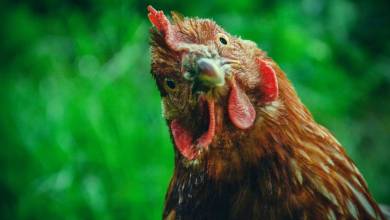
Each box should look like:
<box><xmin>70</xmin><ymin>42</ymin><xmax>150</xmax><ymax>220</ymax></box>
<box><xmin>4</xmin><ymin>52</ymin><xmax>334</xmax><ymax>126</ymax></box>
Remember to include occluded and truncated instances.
<box><xmin>147</xmin><ymin>6</ymin><xmax>387</xmax><ymax>220</ymax></box>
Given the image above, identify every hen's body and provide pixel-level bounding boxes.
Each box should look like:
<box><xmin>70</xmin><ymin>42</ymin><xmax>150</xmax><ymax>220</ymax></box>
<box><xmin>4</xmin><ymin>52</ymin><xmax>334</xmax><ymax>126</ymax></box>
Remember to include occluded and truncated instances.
<box><xmin>147</xmin><ymin>6</ymin><xmax>386</xmax><ymax>220</ymax></box>
<box><xmin>164</xmin><ymin>70</ymin><xmax>382</xmax><ymax>220</ymax></box>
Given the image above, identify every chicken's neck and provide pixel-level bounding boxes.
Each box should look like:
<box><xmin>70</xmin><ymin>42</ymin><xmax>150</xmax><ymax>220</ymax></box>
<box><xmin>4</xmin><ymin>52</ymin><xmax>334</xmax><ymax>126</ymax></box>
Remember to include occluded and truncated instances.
<box><xmin>165</xmin><ymin>96</ymin><xmax>382</xmax><ymax>219</ymax></box>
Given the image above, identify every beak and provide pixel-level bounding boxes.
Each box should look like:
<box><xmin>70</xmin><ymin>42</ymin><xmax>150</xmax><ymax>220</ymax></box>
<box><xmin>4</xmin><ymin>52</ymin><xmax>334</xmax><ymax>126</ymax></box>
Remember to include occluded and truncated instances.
<box><xmin>196</xmin><ymin>58</ymin><xmax>225</xmax><ymax>87</ymax></box>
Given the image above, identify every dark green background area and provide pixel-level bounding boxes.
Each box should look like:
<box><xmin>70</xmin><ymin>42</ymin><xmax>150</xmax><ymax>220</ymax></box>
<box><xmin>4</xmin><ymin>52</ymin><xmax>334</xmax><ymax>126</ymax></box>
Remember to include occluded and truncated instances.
<box><xmin>0</xmin><ymin>0</ymin><xmax>389</xmax><ymax>219</ymax></box>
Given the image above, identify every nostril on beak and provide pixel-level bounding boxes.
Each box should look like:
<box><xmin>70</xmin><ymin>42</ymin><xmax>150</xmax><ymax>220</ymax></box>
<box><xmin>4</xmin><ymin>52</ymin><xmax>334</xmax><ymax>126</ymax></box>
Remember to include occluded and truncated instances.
<box><xmin>197</xmin><ymin>58</ymin><xmax>225</xmax><ymax>87</ymax></box>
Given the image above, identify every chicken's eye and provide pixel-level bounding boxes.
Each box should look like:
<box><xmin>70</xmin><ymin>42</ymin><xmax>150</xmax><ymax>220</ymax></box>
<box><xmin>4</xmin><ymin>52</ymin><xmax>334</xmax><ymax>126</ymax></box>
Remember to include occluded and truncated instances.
<box><xmin>219</xmin><ymin>37</ymin><xmax>227</xmax><ymax>45</ymax></box>
<box><xmin>217</xmin><ymin>33</ymin><xmax>229</xmax><ymax>46</ymax></box>
<box><xmin>164</xmin><ymin>78</ymin><xmax>177</xmax><ymax>91</ymax></box>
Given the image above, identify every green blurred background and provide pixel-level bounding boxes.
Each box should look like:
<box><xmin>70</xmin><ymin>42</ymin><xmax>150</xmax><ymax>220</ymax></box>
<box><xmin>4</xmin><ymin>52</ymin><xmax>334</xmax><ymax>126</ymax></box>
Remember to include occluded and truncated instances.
<box><xmin>0</xmin><ymin>0</ymin><xmax>389</xmax><ymax>219</ymax></box>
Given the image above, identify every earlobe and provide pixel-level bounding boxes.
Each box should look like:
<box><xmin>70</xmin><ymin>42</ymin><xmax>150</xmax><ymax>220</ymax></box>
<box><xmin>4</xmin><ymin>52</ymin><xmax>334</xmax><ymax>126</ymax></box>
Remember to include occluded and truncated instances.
<box><xmin>256</xmin><ymin>58</ymin><xmax>278</xmax><ymax>103</ymax></box>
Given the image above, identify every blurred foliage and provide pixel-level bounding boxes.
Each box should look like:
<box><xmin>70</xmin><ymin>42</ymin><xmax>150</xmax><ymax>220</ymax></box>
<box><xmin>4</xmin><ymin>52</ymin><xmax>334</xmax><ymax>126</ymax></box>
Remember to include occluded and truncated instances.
<box><xmin>0</xmin><ymin>0</ymin><xmax>389</xmax><ymax>219</ymax></box>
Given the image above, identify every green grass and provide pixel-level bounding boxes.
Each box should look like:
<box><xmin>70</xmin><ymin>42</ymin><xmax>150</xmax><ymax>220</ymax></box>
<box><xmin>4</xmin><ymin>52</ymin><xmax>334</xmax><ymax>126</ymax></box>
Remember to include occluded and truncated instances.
<box><xmin>0</xmin><ymin>0</ymin><xmax>389</xmax><ymax>219</ymax></box>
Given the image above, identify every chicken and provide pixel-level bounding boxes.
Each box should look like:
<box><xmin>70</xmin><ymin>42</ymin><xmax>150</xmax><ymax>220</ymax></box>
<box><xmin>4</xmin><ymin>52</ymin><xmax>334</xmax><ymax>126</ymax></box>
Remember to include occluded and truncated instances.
<box><xmin>147</xmin><ymin>5</ymin><xmax>387</xmax><ymax>220</ymax></box>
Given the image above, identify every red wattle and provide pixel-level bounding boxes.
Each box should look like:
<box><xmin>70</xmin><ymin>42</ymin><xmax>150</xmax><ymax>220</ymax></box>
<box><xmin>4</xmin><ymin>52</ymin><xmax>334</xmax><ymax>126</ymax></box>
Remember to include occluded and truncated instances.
<box><xmin>228</xmin><ymin>78</ymin><xmax>256</xmax><ymax>129</ymax></box>
<box><xmin>170</xmin><ymin>119</ymin><xmax>196</xmax><ymax>160</ymax></box>
<box><xmin>197</xmin><ymin>100</ymin><xmax>215</xmax><ymax>148</ymax></box>
<box><xmin>169</xmin><ymin>99</ymin><xmax>216</xmax><ymax>160</ymax></box>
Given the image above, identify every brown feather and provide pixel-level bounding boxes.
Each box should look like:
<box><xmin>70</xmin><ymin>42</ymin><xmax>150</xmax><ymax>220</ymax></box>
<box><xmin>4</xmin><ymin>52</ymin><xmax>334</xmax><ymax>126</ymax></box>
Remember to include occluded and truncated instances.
<box><xmin>148</xmin><ymin>6</ymin><xmax>386</xmax><ymax>220</ymax></box>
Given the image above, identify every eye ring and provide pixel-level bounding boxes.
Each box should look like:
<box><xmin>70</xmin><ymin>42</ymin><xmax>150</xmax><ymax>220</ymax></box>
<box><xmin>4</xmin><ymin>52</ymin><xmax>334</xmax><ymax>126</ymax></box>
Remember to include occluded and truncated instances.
<box><xmin>217</xmin><ymin>33</ymin><xmax>229</xmax><ymax>45</ymax></box>
<box><xmin>164</xmin><ymin>78</ymin><xmax>177</xmax><ymax>91</ymax></box>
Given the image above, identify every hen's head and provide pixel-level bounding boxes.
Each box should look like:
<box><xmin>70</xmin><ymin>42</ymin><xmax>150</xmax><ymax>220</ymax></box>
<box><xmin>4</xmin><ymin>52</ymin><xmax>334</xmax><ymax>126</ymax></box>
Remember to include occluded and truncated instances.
<box><xmin>148</xmin><ymin>6</ymin><xmax>283</xmax><ymax>173</ymax></box>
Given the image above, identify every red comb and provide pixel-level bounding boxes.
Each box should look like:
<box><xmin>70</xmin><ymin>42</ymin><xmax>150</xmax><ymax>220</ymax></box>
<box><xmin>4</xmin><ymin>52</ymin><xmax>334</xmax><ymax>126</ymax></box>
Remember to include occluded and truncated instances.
<box><xmin>147</xmin><ymin>5</ymin><xmax>171</xmax><ymax>35</ymax></box>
